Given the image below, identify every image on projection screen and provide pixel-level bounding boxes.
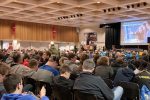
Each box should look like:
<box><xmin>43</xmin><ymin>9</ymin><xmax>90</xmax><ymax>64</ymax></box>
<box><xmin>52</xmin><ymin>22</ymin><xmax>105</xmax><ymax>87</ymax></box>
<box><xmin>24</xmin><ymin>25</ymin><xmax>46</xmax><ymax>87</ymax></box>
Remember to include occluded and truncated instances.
<box><xmin>121</xmin><ymin>20</ymin><xmax>150</xmax><ymax>45</ymax></box>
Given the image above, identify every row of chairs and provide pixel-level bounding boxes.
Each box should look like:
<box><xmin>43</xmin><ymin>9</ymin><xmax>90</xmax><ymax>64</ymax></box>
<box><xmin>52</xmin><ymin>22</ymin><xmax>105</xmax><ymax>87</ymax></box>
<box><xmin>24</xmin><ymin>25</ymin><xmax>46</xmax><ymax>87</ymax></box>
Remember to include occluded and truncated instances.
<box><xmin>23</xmin><ymin>77</ymin><xmax>140</xmax><ymax>100</ymax></box>
<box><xmin>104</xmin><ymin>79</ymin><xmax>140</xmax><ymax>100</ymax></box>
<box><xmin>23</xmin><ymin>77</ymin><xmax>52</xmax><ymax>98</ymax></box>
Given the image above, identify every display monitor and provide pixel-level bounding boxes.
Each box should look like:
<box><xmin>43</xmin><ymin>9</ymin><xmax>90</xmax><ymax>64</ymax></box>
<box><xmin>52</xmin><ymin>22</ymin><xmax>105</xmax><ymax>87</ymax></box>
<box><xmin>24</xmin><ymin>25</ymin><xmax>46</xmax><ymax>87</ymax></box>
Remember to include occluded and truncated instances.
<box><xmin>121</xmin><ymin>20</ymin><xmax>150</xmax><ymax>45</ymax></box>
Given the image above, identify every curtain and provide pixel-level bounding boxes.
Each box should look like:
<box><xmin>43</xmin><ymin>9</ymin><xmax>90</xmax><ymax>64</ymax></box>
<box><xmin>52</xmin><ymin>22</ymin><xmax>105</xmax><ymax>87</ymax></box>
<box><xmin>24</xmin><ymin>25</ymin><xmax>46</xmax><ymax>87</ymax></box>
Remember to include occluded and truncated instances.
<box><xmin>105</xmin><ymin>22</ymin><xmax>121</xmax><ymax>50</ymax></box>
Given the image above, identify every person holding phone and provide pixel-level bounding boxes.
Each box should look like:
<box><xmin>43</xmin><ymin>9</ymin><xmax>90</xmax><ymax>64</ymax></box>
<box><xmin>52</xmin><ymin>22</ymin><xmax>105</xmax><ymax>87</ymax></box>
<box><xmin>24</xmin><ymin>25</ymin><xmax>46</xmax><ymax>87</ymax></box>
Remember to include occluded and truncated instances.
<box><xmin>1</xmin><ymin>74</ymin><xmax>49</xmax><ymax>100</ymax></box>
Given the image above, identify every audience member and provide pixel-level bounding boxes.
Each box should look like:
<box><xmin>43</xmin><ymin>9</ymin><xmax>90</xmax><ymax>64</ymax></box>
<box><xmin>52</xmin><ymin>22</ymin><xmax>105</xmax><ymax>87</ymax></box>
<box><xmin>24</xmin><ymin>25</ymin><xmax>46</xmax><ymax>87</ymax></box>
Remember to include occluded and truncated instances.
<box><xmin>0</xmin><ymin>63</ymin><xmax>10</xmax><ymax>98</ymax></box>
<box><xmin>10</xmin><ymin>52</ymin><xmax>35</xmax><ymax>77</ymax></box>
<box><xmin>68</xmin><ymin>53</ymin><xmax>77</xmax><ymax>64</ymax></box>
<box><xmin>111</xmin><ymin>58</ymin><xmax>127</xmax><ymax>77</ymax></box>
<box><xmin>40</xmin><ymin>56</ymin><xmax>59</xmax><ymax>76</ymax></box>
<box><xmin>59</xmin><ymin>57</ymin><xmax>68</xmax><ymax>66</ymax></box>
<box><xmin>22</xmin><ymin>53</ymin><xmax>30</xmax><ymax>67</ymax></box>
<box><xmin>39</xmin><ymin>51</ymin><xmax>51</xmax><ymax>67</ymax></box>
<box><xmin>73</xmin><ymin>59</ymin><xmax>123</xmax><ymax>100</ymax></box>
<box><xmin>95</xmin><ymin>56</ymin><xmax>113</xmax><ymax>79</ymax></box>
<box><xmin>29</xmin><ymin>59</ymin><xmax>53</xmax><ymax>84</ymax></box>
<box><xmin>52</xmin><ymin>65</ymin><xmax>74</xmax><ymax>89</ymax></box>
<box><xmin>114</xmin><ymin>61</ymin><xmax>135</xmax><ymax>84</ymax></box>
<box><xmin>1</xmin><ymin>74</ymin><xmax>49</xmax><ymax>100</ymax></box>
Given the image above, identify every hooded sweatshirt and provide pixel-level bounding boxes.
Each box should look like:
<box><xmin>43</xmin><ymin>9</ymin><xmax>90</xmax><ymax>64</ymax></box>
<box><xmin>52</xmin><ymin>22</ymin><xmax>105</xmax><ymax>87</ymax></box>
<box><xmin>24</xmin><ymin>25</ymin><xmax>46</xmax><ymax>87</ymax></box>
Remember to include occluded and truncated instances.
<box><xmin>114</xmin><ymin>67</ymin><xmax>135</xmax><ymax>84</ymax></box>
<box><xmin>1</xmin><ymin>94</ymin><xmax>49</xmax><ymax>100</ymax></box>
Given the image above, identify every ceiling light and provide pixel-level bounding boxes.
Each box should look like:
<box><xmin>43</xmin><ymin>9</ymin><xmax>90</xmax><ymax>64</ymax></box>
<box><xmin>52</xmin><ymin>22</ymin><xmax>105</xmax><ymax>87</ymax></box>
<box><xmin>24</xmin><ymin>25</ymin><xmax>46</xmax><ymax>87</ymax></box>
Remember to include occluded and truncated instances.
<box><xmin>127</xmin><ymin>5</ymin><xmax>130</xmax><ymax>8</ymax></box>
<box><xmin>97</xmin><ymin>1</ymin><xmax>100</xmax><ymax>3</ymax></box>
<box><xmin>143</xmin><ymin>2</ymin><xmax>147</xmax><ymax>6</ymax></box>
<box><xmin>137</xmin><ymin>3</ymin><xmax>140</xmax><ymax>7</ymax></box>
<box><xmin>118</xmin><ymin>7</ymin><xmax>121</xmax><ymax>10</ymax></box>
<box><xmin>113</xmin><ymin>8</ymin><xmax>115</xmax><ymax>11</ymax></box>
<box><xmin>131</xmin><ymin>5</ymin><xmax>134</xmax><ymax>8</ymax></box>
<box><xmin>103</xmin><ymin>9</ymin><xmax>106</xmax><ymax>13</ymax></box>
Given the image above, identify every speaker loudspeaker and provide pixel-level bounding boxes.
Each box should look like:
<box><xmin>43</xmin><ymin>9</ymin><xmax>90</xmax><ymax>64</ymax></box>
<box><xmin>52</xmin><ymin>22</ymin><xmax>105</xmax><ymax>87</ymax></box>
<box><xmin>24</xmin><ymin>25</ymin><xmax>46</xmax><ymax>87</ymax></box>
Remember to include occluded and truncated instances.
<box><xmin>148</xmin><ymin>37</ymin><xmax>150</xmax><ymax>43</ymax></box>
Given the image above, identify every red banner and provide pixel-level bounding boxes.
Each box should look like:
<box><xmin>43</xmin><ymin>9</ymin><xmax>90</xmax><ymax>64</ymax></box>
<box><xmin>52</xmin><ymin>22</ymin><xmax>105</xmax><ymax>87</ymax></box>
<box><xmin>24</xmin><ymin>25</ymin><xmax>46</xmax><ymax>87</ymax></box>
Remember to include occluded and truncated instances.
<box><xmin>11</xmin><ymin>23</ymin><xmax>16</xmax><ymax>37</ymax></box>
<box><xmin>52</xmin><ymin>26</ymin><xmax>56</xmax><ymax>39</ymax></box>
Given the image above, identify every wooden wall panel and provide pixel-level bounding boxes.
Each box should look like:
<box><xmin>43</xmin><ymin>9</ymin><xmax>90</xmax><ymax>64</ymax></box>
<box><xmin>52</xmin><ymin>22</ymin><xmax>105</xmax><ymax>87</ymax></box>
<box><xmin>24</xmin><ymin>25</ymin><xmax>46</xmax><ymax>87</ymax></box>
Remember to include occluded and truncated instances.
<box><xmin>0</xmin><ymin>19</ymin><xmax>79</xmax><ymax>42</ymax></box>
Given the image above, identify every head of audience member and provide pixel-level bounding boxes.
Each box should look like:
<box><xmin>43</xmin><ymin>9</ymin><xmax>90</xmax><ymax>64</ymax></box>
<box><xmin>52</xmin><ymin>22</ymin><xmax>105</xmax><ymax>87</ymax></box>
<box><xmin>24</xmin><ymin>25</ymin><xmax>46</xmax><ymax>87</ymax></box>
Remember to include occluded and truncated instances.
<box><xmin>82</xmin><ymin>59</ymin><xmax>95</xmax><ymax>73</ymax></box>
<box><xmin>38</xmin><ymin>51</ymin><xmax>43</xmax><ymax>58</ymax></box>
<box><xmin>46</xmin><ymin>56</ymin><xmax>58</xmax><ymax>69</ymax></box>
<box><xmin>23</xmin><ymin>53</ymin><xmax>30</xmax><ymax>62</ymax></box>
<box><xmin>115</xmin><ymin>52</ymin><xmax>122</xmax><ymax>58</ymax></box>
<box><xmin>59</xmin><ymin>57</ymin><xmax>68</xmax><ymax>66</ymax></box>
<box><xmin>33</xmin><ymin>55</ymin><xmax>40</xmax><ymax>62</ymax></box>
<box><xmin>68</xmin><ymin>53</ymin><xmax>76</xmax><ymax>63</ymax></box>
<box><xmin>60</xmin><ymin>65</ymin><xmax>72</xmax><ymax>79</ymax></box>
<box><xmin>0</xmin><ymin>63</ymin><xmax>10</xmax><ymax>82</ymax></box>
<box><xmin>28</xmin><ymin>59</ymin><xmax>38</xmax><ymax>71</ymax></box>
<box><xmin>69</xmin><ymin>64</ymin><xmax>79</xmax><ymax>72</ymax></box>
<box><xmin>12</xmin><ymin>52</ymin><xmax>22</xmax><ymax>64</ymax></box>
<box><xmin>97</xmin><ymin>56</ymin><xmax>109</xmax><ymax>66</ymax></box>
<box><xmin>42</xmin><ymin>51</ymin><xmax>51</xmax><ymax>60</ymax></box>
<box><xmin>3</xmin><ymin>74</ymin><xmax>23</xmax><ymax>94</ymax></box>
<box><xmin>80</xmin><ymin>53</ymin><xmax>89</xmax><ymax>65</ymax></box>
<box><xmin>116</xmin><ymin>58</ymin><xmax>124</xmax><ymax>64</ymax></box>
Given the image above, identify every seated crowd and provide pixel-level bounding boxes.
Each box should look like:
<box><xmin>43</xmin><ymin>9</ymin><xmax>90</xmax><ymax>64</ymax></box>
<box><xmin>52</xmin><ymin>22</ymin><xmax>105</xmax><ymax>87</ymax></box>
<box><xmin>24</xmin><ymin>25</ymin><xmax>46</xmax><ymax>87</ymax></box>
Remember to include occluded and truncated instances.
<box><xmin>0</xmin><ymin>49</ymin><xmax>149</xmax><ymax>100</ymax></box>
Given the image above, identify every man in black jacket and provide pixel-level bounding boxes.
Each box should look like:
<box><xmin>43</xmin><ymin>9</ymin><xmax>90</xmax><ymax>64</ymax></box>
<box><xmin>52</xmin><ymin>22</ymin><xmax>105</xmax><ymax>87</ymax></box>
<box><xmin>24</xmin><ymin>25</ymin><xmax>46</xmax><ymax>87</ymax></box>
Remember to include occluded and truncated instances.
<box><xmin>73</xmin><ymin>59</ymin><xmax>123</xmax><ymax>100</ymax></box>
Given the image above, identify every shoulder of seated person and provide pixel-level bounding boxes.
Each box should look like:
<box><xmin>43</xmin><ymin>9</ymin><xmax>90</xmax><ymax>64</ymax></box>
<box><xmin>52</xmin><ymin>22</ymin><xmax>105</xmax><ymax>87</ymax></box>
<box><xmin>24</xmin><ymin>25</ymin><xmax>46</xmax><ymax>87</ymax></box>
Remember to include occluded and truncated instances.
<box><xmin>21</xmin><ymin>94</ymin><xmax>36</xmax><ymax>100</ymax></box>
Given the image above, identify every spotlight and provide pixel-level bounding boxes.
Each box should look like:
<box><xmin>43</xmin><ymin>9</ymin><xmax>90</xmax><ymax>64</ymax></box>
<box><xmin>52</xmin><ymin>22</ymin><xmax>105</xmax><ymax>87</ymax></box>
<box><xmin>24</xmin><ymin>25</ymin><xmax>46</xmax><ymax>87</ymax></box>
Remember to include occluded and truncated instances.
<box><xmin>80</xmin><ymin>14</ymin><xmax>83</xmax><ymax>16</ymax></box>
<box><xmin>113</xmin><ymin>8</ymin><xmax>115</xmax><ymax>11</ymax></box>
<box><xmin>118</xmin><ymin>7</ymin><xmax>121</xmax><ymax>10</ymax></box>
<box><xmin>58</xmin><ymin>17</ymin><xmax>60</xmax><ymax>20</ymax></box>
<box><xmin>71</xmin><ymin>15</ymin><xmax>73</xmax><ymax>18</ymax></box>
<box><xmin>63</xmin><ymin>16</ymin><xmax>65</xmax><ymax>19</ymax></box>
<box><xmin>131</xmin><ymin>5</ymin><xmax>134</xmax><ymax>8</ymax></box>
<box><xmin>103</xmin><ymin>9</ymin><xmax>106</xmax><ymax>13</ymax></box>
<box><xmin>137</xmin><ymin>3</ymin><xmax>140</xmax><ymax>7</ymax></box>
<box><xmin>77</xmin><ymin>14</ymin><xmax>79</xmax><ymax>17</ymax></box>
<box><xmin>127</xmin><ymin>5</ymin><xmax>130</xmax><ymax>8</ymax></box>
<box><xmin>108</xmin><ymin>9</ymin><xmax>111</xmax><ymax>12</ymax></box>
<box><xmin>143</xmin><ymin>2</ymin><xmax>147</xmax><ymax>6</ymax></box>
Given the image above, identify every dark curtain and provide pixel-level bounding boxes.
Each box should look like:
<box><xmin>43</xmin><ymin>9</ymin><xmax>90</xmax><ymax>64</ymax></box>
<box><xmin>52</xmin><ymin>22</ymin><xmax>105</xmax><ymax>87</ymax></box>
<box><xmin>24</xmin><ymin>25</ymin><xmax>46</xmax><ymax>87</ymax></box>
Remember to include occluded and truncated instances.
<box><xmin>105</xmin><ymin>22</ymin><xmax>121</xmax><ymax>50</ymax></box>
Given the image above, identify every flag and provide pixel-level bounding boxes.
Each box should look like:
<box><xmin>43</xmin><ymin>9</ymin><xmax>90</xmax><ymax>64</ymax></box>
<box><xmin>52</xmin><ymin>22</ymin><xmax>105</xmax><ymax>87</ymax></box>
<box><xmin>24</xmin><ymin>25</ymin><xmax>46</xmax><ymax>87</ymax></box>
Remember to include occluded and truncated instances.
<box><xmin>52</xmin><ymin>25</ymin><xmax>56</xmax><ymax>39</ymax></box>
<box><xmin>11</xmin><ymin>23</ymin><xmax>16</xmax><ymax>37</ymax></box>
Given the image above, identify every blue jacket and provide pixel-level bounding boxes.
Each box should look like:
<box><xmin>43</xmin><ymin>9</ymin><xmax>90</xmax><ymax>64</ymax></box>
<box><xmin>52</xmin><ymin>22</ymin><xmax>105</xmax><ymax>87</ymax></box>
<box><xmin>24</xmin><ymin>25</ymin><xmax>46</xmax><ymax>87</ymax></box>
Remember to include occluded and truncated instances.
<box><xmin>40</xmin><ymin>65</ymin><xmax>59</xmax><ymax>76</ymax></box>
<box><xmin>1</xmin><ymin>94</ymin><xmax>49</xmax><ymax>100</ymax></box>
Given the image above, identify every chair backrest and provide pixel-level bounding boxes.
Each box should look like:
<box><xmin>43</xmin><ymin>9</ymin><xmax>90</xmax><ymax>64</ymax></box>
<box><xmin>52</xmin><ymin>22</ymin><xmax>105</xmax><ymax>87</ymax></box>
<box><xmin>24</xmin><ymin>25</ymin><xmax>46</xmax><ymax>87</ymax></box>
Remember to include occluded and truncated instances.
<box><xmin>116</xmin><ymin>81</ymin><xmax>140</xmax><ymax>100</ymax></box>
<box><xmin>103</xmin><ymin>79</ymin><xmax>114</xmax><ymax>89</ymax></box>
<box><xmin>52</xmin><ymin>85</ymin><xmax>73</xmax><ymax>100</ymax></box>
<box><xmin>36</xmin><ymin>81</ymin><xmax>52</xmax><ymax>98</ymax></box>
<box><xmin>23</xmin><ymin>77</ymin><xmax>36</xmax><ymax>93</ymax></box>
<box><xmin>74</xmin><ymin>90</ymin><xmax>98</xmax><ymax>100</ymax></box>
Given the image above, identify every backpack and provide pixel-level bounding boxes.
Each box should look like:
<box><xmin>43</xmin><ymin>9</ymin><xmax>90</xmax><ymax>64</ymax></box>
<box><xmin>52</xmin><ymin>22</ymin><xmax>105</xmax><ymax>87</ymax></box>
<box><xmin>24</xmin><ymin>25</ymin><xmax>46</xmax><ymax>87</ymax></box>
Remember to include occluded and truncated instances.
<box><xmin>141</xmin><ymin>85</ymin><xmax>150</xmax><ymax>100</ymax></box>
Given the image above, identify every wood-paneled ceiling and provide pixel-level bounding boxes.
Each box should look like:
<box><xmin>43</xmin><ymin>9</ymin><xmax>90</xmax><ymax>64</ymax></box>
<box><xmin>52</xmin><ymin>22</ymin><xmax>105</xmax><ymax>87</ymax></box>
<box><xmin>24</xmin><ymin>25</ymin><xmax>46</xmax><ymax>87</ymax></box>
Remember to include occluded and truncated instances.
<box><xmin>0</xmin><ymin>0</ymin><xmax>150</xmax><ymax>27</ymax></box>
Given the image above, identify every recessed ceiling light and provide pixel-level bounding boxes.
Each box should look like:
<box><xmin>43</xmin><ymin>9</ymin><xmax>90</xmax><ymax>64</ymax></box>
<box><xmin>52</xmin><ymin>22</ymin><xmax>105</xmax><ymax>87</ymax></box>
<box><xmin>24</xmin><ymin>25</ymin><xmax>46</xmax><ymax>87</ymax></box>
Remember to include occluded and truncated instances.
<box><xmin>97</xmin><ymin>2</ymin><xmax>100</xmax><ymax>3</ymax></box>
<box><xmin>56</xmin><ymin>2</ymin><xmax>60</xmax><ymax>3</ymax></box>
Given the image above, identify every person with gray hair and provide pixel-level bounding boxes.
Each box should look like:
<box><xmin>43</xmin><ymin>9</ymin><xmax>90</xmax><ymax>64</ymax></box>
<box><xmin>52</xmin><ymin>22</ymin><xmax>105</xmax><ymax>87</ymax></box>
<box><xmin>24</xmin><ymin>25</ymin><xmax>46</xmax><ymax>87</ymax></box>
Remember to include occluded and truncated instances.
<box><xmin>73</xmin><ymin>59</ymin><xmax>123</xmax><ymax>100</ymax></box>
<box><xmin>82</xmin><ymin>59</ymin><xmax>95</xmax><ymax>71</ymax></box>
